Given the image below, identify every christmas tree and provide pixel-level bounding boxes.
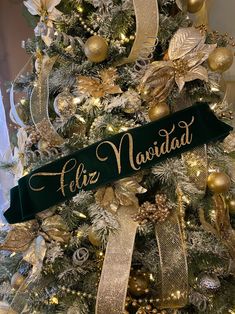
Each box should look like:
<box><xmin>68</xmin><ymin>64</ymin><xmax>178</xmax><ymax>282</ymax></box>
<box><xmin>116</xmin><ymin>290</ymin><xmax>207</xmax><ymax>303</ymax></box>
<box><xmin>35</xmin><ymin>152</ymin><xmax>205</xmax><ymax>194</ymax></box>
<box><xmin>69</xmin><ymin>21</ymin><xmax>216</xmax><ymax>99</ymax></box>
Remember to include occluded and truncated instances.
<box><xmin>0</xmin><ymin>0</ymin><xmax>235</xmax><ymax>313</ymax></box>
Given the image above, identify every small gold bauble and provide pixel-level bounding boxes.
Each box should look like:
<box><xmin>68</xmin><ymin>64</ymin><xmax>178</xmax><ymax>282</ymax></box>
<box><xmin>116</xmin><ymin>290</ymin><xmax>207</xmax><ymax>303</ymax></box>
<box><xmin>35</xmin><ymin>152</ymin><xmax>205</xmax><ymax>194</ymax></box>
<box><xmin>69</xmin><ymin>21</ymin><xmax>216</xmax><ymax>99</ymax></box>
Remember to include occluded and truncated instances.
<box><xmin>228</xmin><ymin>198</ymin><xmax>235</xmax><ymax>214</ymax></box>
<box><xmin>84</xmin><ymin>35</ymin><xmax>108</xmax><ymax>63</ymax></box>
<box><xmin>53</xmin><ymin>90</ymin><xmax>77</xmax><ymax>119</ymax></box>
<box><xmin>0</xmin><ymin>302</ymin><xmax>16</xmax><ymax>314</ymax></box>
<box><xmin>37</xmin><ymin>139</ymin><xmax>50</xmax><ymax>151</ymax></box>
<box><xmin>128</xmin><ymin>274</ymin><xmax>149</xmax><ymax>297</ymax></box>
<box><xmin>187</xmin><ymin>0</ymin><xmax>205</xmax><ymax>13</ymax></box>
<box><xmin>88</xmin><ymin>228</ymin><xmax>102</xmax><ymax>247</ymax></box>
<box><xmin>207</xmin><ymin>172</ymin><xmax>231</xmax><ymax>194</ymax></box>
<box><xmin>148</xmin><ymin>102</ymin><xmax>170</xmax><ymax>121</ymax></box>
<box><xmin>208</xmin><ymin>47</ymin><xmax>234</xmax><ymax>73</ymax></box>
<box><xmin>11</xmin><ymin>272</ymin><xmax>25</xmax><ymax>290</ymax></box>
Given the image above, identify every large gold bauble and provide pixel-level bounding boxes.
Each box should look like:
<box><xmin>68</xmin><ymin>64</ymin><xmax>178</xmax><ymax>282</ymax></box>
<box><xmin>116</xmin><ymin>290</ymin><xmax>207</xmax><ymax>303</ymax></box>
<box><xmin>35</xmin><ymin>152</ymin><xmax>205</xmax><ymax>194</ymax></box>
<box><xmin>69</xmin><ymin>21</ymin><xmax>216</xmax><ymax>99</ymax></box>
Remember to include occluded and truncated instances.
<box><xmin>228</xmin><ymin>198</ymin><xmax>235</xmax><ymax>215</ymax></box>
<box><xmin>88</xmin><ymin>228</ymin><xmax>102</xmax><ymax>247</ymax></box>
<box><xmin>148</xmin><ymin>102</ymin><xmax>170</xmax><ymax>121</ymax></box>
<box><xmin>84</xmin><ymin>36</ymin><xmax>108</xmax><ymax>63</ymax></box>
<box><xmin>187</xmin><ymin>0</ymin><xmax>205</xmax><ymax>13</ymax></box>
<box><xmin>11</xmin><ymin>272</ymin><xmax>25</xmax><ymax>290</ymax></box>
<box><xmin>208</xmin><ymin>48</ymin><xmax>234</xmax><ymax>73</ymax></box>
<box><xmin>0</xmin><ymin>302</ymin><xmax>16</xmax><ymax>314</ymax></box>
<box><xmin>207</xmin><ymin>172</ymin><xmax>231</xmax><ymax>194</ymax></box>
<box><xmin>128</xmin><ymin>273</ymin><xmax>149</xmax><ymax>297</ymax></box>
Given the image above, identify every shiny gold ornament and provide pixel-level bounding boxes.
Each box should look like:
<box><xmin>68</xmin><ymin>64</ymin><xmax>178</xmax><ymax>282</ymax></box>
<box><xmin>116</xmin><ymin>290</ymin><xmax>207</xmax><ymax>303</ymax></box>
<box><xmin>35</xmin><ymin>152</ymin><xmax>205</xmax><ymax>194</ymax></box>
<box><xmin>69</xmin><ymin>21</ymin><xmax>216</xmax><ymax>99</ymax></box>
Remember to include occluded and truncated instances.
<box><xmin>187</xmin><ymin>0</ymin><xmax>204</xmax><ymax>13</ymax></box>
<box><xmin>11</xmin><ymin>272</ymin><xmax>25</xmax><ymax>290</ymax></box>
<box><xmin>84</xmin><ymin>35</ymin><xmax>108</xmax><ymax>63</ymax></box>
<box><xmin>208</xmin><ymin>47</ymin><xmax>234</xmax><ymax>73</ymax></box>
<box><xmin>0</xmin><ymin>220</ymin><xmax>39</xmax><ymax>252</ymax></box>
<box><xmin>37</xmin><ymin>139</ymin><xmax>50</xmax><ymax>151</ymax></box>
<box><xmin>0</xmin><ymin>302</ymin><xmax>16</xmax><ymax>314</ymax></box>
<box><xmin>77</xmin><ymin>68</ymin><xmax>122</xmax><ymax>98</ymax></box>
<box><xmin>41</xmin><ymin>215</ymin><xmax>70</xmax><ymax>243</ymax></box>
<box><xmin>49</xmin><ymin>296</ymin><xmax>59</xmax><ymax>305</ymax></box>
<box><xmin>88</xmin><ymin>228</ymin><xmax>102</xmax><ymax>247</ymax></box>
<box><xmin>148</xmin><ymin>102</ymin><xmax>170</xmax><ymax>121</ymax></box>
<box><xmin>207</xmin><ymin>172</ymin><xmax>231</xmax><ymax>194</ymax></box>
<box><xmin>128</xmin><ymin>273</ymin><xmax>149</xmax><ymax>297</ymax></box>
<box><xmin>53</xmin><ymin>89</ymin><xmax>77</xmax><ymax>119</ymax></box>
<box><xmin>228</xmin><ymin>198</ymin><xmax>235</xmax><ymax>215</ymax></box>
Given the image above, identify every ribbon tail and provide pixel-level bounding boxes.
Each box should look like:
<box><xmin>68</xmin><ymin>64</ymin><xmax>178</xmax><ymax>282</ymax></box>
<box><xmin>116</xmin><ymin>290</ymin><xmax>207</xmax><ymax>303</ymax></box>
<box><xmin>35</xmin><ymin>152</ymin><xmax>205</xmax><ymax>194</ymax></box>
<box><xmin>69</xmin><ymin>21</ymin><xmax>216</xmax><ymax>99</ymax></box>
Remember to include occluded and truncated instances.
<box><xmin>155</xmin><ymin>211</ymin><xmax>188</xmax><ymax>308</ymax></box>
<box><xmin>96</xmin><ymin>206</ymin><xmax>138</xmax><ymax>314</ymax></box>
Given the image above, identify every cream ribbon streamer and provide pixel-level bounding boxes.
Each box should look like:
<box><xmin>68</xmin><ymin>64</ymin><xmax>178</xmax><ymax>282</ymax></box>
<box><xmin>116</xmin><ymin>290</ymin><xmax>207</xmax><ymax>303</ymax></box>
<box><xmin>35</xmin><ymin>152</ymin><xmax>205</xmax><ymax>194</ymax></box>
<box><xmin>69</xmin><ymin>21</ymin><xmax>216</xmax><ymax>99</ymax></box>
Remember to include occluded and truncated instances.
<box><xmin>155</xmin><ymin>211</ymin><xmax>188</xmax><ymax>309</ymax></box>
<box><xmin>30</xmin><ymin>56</ymin><xmax>65</xmax><ymax>146</ymax></box>
<box><xmin>95</xmin><ymin>205</ymin><xmax>138</xmax><ymax>314</ymax></box>
<box><xmin>118</xmin><ymin>0</ymin><xmax>159</xmax><ymax>65</ymax></box>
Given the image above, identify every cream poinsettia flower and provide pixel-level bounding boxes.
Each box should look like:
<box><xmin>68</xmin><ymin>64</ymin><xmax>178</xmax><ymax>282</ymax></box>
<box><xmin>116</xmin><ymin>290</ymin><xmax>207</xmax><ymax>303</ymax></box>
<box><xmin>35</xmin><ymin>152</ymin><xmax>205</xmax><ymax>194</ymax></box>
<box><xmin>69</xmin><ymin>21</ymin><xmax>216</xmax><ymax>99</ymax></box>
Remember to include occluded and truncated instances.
<box><xmin>24</xmin><ymin>0</ymin><xmax>62</xmax><ymax>46</ymax></box>
<box><xmin>139</xmin><ymin>27</ymin><xmax>217</xmax><ymax>101</ymax></box>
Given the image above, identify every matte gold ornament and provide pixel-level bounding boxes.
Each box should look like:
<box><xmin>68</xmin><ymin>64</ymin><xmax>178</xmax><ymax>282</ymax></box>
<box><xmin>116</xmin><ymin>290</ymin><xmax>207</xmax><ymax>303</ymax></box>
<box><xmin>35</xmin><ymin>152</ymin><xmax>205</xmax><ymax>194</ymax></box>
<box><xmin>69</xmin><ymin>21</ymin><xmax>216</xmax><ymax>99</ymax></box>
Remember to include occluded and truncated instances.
<box><xmin>139</xmin><ymin>27</ymin><xmax>216</xmax><ymax>100</ymax></box>
<box><xmin>148</xmin><ymin>102</ymin><xmax>170</xmax><ymax>121</ymax></box>
<box><xmin>207</xmin><ymin>172</ymin><xmax>231</xmax><ymax>194</ymax></box>
<box><xmin>128</xmin><ymin>273</ymin><xmax>149</xmax><ymax>297</ymax></box>
<box><xmin>187</xmin><ymin>0</ymin><xmax>204</xmax><ymax>13</ymax></box>
<box><xmin>0</xmin><ymin>220</ymin><xmax>39</xmax><ymax>252</ymax></box>
<box><xmin>208</xmin><ymin>47</ymin><xmax>234</xmax><ymax>73</ymax></box>
<box><xmin>0</xmin><ymin>302</ymin><xmax>16</xmax><ymax>314</ymax></box>
<box><xmin>11</xmin><ymin>272</ymin><xmax>25</xmax><ymax>290</ymax></box>
<box><xmin>53</xmin><ymin>89</ymin><xmax>77</xmax><ymax>119</ymax></box>
<box><xmin>88</xmin><ymin>228</ymin><xmax>102</xmax><ymax>247</ymax></box>
<box><xmin>77</xmin><ymin>68</ymin><xmax>122</xmax><ymax>98</ymax></box>
<box><xmin>84</xmin><ymin>35</ymin><xmax>108</xmax><ymax>63</ymax></box>
<box><xmin>228</xmin><ymin>198</ymin><xmax>235</xmax><ymax>215</ymax></box>
<box><xmin>41</xmin><ymin>215</ymin><xmax>70</xmax><ymax>243</ymax></box>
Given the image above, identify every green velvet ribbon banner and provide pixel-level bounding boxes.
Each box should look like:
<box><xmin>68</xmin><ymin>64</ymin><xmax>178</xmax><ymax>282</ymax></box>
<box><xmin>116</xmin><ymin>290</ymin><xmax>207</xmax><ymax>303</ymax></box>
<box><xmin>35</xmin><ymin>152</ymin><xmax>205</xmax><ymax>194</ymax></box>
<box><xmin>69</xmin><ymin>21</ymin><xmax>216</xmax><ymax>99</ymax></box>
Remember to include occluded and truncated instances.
<box><xmin>4</xmin><ymin>103</ymin><xmax>232</xmax><ymax>224</ymax></box>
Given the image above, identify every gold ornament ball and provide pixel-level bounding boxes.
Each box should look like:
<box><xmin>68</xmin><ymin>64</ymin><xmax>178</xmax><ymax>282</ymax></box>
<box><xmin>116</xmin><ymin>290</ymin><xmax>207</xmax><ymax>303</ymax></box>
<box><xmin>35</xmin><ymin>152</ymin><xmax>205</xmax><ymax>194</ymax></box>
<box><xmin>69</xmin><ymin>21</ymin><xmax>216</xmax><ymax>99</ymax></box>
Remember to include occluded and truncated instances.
<box><xmin>0</xmin><ymin>302</ymin><xmax>16</xmax><ymax>314</ymax></box>
<box><xmin>128</xmin><ymin>274</ymin><xmax>149</xmax><ymax>297</ymax></box>
<box><xmin>187</xmin><ymin>0</ymin><xmax>205</xmax><ymax>13</ymax></box>
<box><xmin>88</xmin><ymin>228</ymin><xmax>102</xmax><ymax>247</ymax></box>
<box><xmin>84</xmin><ymin>36</ymin><xmax>108</xmax><ymax>63</ymax></box>
<box><xmin>53</xmin><ymin>90</ymin><xmax>77</xmax><ymax>119</ymax></box>
<box><xmin>148</xmin><ymin>102</ymin><xmax>170</xmax><ymax>121</ymax></box>
<box><xmin>228</xmin><ymin>198</ymin><xmax>235</xmax><ymax>214</ymax></box>
<box><xmin>11</xmin><ymin>272</ymin><xmax>25</xmax><ymax>290</ymax></box>
<box><xmin>208</xmin><ymin>48</ymin><xmax>234</xmax><ymax>73</ymax></box>
<box><xmin>207</xmin><ymin>172</ymin><xmax>231</xmax><ymax>194</ymax></box>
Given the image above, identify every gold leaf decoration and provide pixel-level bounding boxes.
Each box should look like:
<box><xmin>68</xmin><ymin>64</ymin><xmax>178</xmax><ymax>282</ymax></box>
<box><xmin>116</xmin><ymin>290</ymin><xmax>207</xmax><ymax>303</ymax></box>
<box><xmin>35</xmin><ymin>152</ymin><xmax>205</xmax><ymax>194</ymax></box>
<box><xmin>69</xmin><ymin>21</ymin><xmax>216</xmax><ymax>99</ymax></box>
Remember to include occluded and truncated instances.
<box><xmin>77</xmin><ymin>68</ymin><xmax>122</xmax><ymax>98</ymax></box>
<box><xmin>139</xmin><ymin>27</ymin><xmax>217</xmax><ymax>98</ymax></box>
<box><xmin>41</xmin><ymin>215</ymin><xmax>70</xmax><ymax>243</ymax></box>
<box><xmin>0</xmin><ymin>220</ymin><xmax>39</xmax><ymax>252</ymax></box>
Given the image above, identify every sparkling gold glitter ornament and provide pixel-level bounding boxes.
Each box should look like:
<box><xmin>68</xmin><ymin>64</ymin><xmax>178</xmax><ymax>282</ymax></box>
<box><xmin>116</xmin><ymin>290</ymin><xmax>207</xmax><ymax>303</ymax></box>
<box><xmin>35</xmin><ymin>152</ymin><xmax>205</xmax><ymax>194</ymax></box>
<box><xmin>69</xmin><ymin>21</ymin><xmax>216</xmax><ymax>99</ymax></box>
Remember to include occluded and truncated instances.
<box><xmin>187</xmin><ymin>0</ymin><xmax>205</xmax><ymax>13</ymax></box>
<box><xmin>11</xmin><ymin>272</ymin><xmax>25</xmax><ymax>290</ymax></box>
<box><xmin>228</xmin><ymin>198</ymin><xmax>235</xmax><ymax>215</ymax></box>
<box><xmin>148</xmin><ymin>102</ymin><xmax>170</xmax><ymax>121</ymax></box>
<box><xmin>0</xmin><ymin>302</ymin><xmax>16</xmax><ymax>314</ymax></box>
<box><xmin>53</xmin><ymin>89</ymin><xmax>77</xmax><ymax>119</ymax></box>
<box><xmin>128</xmin><ymin>273</ymin><xmax>149</xmax><ymax>297</ymax></box>
<box><xmin>88</xmin><ymin>228</ymin><xmax>102</xmax><ymax>247</ymax></box>
<box><xmin>208</xmin><ymin>47</ymin><xmax>234</xmax><ymax>73</ymax></box>
<box><xmin>207</xmin><ymin>172</ymin><xmax>231</xmax><ymax>194</ymax></box>
<box><xmin>84</xmin><ymin>35</ymin><xmax>108</xmax><ymax>63</ymax></box>
<box><xmin>41</xmin><ymin>215</ymin><xmax>70</xmax><ymax>243</ymax></box>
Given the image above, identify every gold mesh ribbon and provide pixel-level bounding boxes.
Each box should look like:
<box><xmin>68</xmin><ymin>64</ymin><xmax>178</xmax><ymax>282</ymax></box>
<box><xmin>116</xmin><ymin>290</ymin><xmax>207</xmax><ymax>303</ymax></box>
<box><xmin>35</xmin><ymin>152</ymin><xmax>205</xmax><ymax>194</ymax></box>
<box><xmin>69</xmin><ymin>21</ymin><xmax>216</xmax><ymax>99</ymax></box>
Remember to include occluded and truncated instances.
<box><xmin>155</xmin><ymin>211</ymin><xmax>188</xmax><ymax>308</ymax></box>
<box><xmin>118</xmin><ymin>0</ymin><xmax>159</xmax><ymax>65</ymax></box>
<box><xmin>95</xmin><ymin>205</ymin><xmax>138</xmax><ymax>314</ymax></box>
<box><xmin>30</xmin><ymin>56</ymin><xmax>65</xmax><ymax>146</ymax></box>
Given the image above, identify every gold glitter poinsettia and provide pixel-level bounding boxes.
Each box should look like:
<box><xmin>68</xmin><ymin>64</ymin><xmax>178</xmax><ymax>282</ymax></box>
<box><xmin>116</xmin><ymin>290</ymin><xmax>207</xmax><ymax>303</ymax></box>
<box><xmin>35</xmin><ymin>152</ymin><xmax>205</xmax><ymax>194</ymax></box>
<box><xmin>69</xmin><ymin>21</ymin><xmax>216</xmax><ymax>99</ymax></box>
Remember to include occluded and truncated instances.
<box><xmin>139</xmin><ymin>27</ymin><xmax>217</xmax><ymax>100</ymax></box>
<box><xmin>77</xmin><ymin>68</ymin><xmax>123</xmax><ymax>98</ymax></box>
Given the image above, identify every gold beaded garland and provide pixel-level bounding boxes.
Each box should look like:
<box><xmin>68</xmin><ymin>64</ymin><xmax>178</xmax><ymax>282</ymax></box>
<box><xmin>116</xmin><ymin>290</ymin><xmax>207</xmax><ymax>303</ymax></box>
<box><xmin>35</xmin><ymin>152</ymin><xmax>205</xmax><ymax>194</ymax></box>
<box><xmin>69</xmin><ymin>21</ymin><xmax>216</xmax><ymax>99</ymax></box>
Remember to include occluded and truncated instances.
<box><xmin>84</xmin><ymin>35</ymin><xmax>108</xmax><ymax>63</ymax></box>
<box><xmin>187</xmin><ymin>0</ymin><xmax>205</xmax><ymax>13</ymax></box>
<box><xmin>208</xmin><ymin>47</ymin><xmax>234</xmax><ymax>73</ymax></box>
<box><xmin>148</xmin><ymin>102</ymin><xmax>170</xmax><ymax>121</ymax></box>
<box><xmin>11</xmin><ymin>272</ymin><xmax>25</xmax><ymax>290</ymax></box>
<box><xmin>207</xmin><ymin>172</ymin><xmax>231</xmax><ymax>194</ymax></box>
